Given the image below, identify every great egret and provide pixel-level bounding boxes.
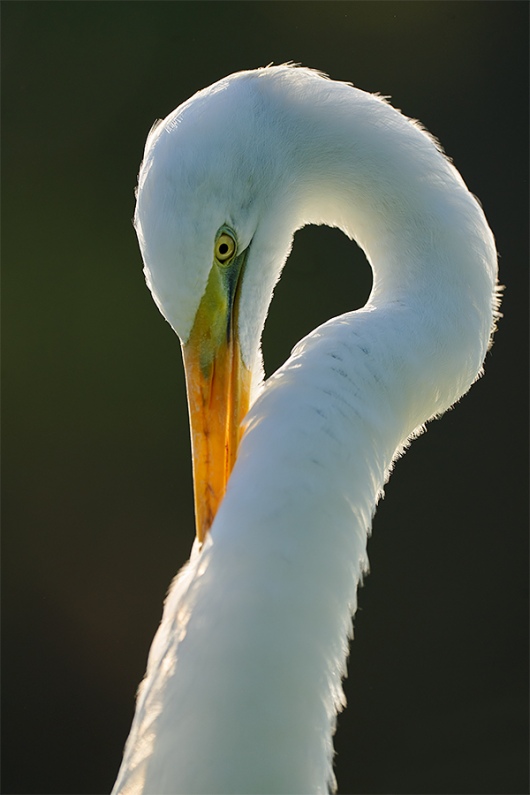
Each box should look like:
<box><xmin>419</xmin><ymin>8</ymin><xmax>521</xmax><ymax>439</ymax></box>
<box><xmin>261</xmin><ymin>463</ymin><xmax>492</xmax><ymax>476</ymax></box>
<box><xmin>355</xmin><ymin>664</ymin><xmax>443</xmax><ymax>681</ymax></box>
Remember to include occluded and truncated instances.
<box><xmin>112</xmin><ymin>65</ymin><xmax>499</xmax><ymax>794</ymax></box>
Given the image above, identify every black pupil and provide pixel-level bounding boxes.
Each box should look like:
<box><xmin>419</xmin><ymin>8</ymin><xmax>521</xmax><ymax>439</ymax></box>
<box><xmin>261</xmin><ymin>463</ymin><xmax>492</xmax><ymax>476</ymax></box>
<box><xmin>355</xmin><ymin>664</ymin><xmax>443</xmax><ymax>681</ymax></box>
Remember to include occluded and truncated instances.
<box><xmin>219</xmin><ymin>242</ymin><xmax>229</xmax><ymax>257</ymax></box>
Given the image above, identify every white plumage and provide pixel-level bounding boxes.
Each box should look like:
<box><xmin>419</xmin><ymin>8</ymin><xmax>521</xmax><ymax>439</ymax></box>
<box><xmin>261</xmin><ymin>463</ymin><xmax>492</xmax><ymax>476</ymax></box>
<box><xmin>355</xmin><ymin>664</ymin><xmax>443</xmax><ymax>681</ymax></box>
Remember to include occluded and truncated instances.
<box><xmin>113</xmin><ymin>65</ymin><xmax>499</xmax><ymax>794</ymax></box>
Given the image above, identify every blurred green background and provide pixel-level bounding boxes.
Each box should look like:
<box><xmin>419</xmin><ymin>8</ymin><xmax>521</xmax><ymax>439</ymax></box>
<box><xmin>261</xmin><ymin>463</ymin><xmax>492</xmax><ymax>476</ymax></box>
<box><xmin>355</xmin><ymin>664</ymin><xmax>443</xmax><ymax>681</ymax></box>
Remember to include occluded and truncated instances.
<box><xmin>2</xmin><ymin>2</ymin><xmax>528</xmax><ymax>794</ymax></box>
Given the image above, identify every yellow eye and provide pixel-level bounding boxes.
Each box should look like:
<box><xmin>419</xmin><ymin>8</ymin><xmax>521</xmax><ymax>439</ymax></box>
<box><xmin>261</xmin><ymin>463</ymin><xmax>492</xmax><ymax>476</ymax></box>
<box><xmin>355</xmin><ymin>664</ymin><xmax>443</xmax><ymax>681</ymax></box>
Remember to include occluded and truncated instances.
<box><xmin>215</xmin><ymin>232</ymin><xmax>236</xmax><ymax>264</ymax></box>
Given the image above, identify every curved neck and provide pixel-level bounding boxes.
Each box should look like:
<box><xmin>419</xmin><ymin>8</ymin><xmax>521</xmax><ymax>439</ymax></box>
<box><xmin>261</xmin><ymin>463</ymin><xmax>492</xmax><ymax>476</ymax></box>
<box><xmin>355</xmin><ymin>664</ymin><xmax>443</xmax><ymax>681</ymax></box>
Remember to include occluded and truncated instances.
<box><xmin>293</xmin><ymin>86</ymin><xmax>496</xmax><ymax>376</ymax></box>
<box><xmin>243</xmin><ymin>79</ymin><xmax>497</xmax><ymax>419</ymax></box>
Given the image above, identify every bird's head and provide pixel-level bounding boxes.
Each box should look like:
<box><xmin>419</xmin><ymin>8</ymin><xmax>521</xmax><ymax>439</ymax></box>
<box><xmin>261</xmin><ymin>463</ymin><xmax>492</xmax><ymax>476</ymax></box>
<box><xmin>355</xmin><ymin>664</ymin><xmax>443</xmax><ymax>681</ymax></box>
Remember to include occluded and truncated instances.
<box><xmin>134</xmin><ymin>67</ymin><xmax>307</xmax><ymax>544</ymax></box>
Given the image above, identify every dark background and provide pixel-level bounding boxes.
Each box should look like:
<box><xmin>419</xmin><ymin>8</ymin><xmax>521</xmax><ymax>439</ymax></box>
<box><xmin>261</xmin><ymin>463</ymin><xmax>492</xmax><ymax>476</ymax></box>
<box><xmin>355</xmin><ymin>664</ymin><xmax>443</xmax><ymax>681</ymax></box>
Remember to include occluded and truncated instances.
<box><xmin>2</xmin><ymin>3</ymin><xmax>528</xmax><ymax>794</ymax></box>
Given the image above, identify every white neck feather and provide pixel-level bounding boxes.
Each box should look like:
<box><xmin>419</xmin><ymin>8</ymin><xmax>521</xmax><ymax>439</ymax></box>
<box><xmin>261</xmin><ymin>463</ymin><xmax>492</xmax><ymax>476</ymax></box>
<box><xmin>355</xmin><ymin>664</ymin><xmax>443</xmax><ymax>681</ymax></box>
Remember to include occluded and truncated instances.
<box><xmin>231</xmin><ymin>71</ymin><xmax>497</xmax><ymax>414</ymax></box>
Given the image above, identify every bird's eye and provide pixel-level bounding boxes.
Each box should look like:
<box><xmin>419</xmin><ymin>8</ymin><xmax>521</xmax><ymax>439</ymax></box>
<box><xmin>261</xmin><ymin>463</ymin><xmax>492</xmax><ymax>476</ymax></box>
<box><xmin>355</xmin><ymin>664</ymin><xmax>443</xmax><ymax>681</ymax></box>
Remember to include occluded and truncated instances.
<box><xmin>215</xmin><ymin>232</ymin><xmax>236</xmax><ymax>264</ymax></box>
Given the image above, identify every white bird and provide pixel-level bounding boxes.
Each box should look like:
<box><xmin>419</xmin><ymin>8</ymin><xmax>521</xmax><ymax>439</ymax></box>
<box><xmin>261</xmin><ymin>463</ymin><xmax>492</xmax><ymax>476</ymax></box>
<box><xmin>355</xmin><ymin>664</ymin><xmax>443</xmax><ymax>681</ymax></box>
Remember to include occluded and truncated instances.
<box><xmin>112</xmin><ymin>65</ymin><xmax>499</xmax><ymax>794</ymax></box>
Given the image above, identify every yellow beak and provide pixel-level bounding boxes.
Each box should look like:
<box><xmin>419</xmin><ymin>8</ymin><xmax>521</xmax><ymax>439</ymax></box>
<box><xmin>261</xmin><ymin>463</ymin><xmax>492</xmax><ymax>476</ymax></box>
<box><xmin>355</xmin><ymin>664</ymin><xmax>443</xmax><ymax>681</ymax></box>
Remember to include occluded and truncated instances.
<box><xmin>181</xmin><ymin>251</ymin><xmax>251</xmax><ymax>545</ymax></box>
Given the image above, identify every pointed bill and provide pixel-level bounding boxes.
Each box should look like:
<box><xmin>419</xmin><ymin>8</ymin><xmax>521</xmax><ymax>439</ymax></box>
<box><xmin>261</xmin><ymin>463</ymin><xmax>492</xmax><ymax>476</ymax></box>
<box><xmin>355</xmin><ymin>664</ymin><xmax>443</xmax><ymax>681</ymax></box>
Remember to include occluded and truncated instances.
<box><xmin>181</xmin><ymin>247</ymin><xmax>251</xmax><ymax>544</ymax></box>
